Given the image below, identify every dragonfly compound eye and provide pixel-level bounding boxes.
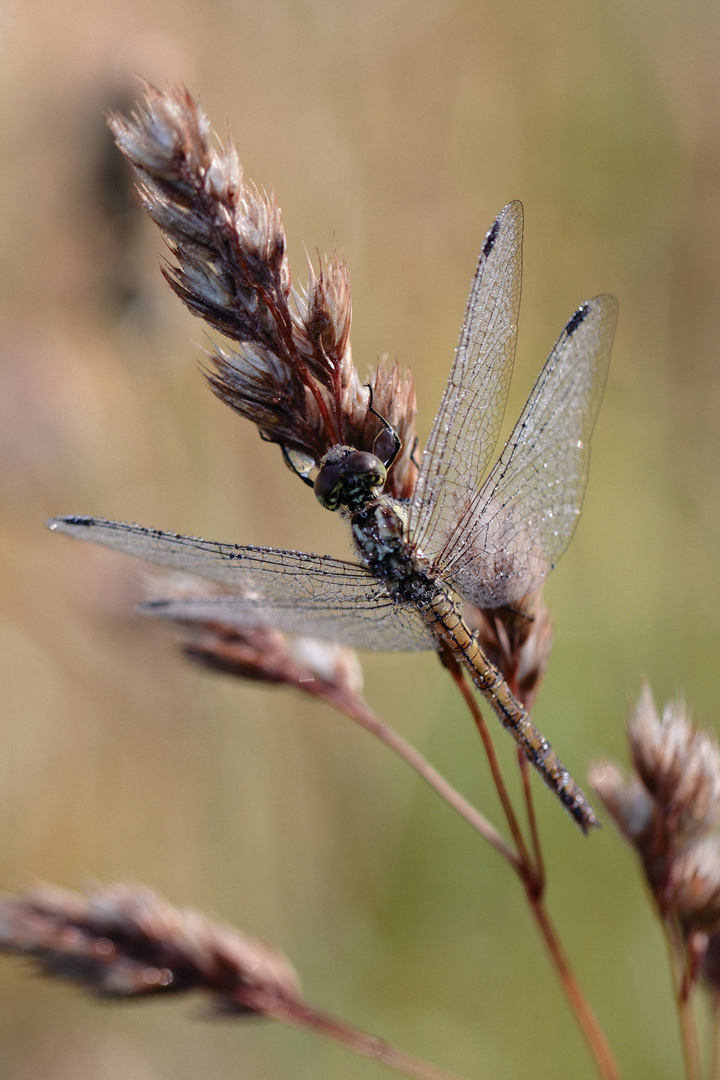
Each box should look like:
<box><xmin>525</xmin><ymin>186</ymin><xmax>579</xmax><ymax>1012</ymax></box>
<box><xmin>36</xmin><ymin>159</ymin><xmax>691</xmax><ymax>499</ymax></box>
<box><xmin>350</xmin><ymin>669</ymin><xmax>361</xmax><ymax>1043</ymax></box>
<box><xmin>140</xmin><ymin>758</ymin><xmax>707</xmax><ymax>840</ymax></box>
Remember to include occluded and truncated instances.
<box><xmin>314</xmin><ymin>449</ymin><xmax>387</xmax><ymax>511</ymax></box>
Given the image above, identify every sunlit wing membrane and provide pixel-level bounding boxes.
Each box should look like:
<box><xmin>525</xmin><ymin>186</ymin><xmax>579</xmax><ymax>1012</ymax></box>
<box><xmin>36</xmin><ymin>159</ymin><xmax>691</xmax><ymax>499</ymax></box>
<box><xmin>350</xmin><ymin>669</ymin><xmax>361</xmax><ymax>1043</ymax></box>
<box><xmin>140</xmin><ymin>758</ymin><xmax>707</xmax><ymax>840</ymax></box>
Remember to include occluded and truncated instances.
<box><xmin>47</xmin><ymin>516</ymin><xmax>435</xmax><ymax>652</ymax></box>
<box><xmin>139</xmin><ymin>594</ymin><xmax>433</xmax><ymax>652</ymax></box>
<box><xmin>408</xmin><ymin>200</ymin><xmax>523</xmax><ymax>560</ymax></box>
<box><xmin>443</xmin><ymin>294</ymin><xmax>619</xmax><ymax>609</ymax></box>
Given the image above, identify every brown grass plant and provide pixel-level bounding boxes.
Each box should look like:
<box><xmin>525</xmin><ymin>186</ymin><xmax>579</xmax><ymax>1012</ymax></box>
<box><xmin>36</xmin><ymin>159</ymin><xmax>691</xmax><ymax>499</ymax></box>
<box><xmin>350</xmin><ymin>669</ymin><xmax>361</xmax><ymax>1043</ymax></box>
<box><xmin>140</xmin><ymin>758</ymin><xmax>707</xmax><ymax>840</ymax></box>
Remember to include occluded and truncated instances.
<box><xmin>4</xmin><ymin>83</ymin><xmax>720</xmax><ymax>1080</ymax></box>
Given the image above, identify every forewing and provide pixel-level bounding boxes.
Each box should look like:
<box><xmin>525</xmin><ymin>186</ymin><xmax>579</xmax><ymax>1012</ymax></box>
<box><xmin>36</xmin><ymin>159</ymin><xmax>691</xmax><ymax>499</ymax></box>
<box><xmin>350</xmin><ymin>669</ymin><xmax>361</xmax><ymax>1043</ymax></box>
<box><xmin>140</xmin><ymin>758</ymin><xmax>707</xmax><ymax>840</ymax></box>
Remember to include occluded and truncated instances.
<box><xmin>443</xmin><ymin>295</ymin><xmax>618</xmax><ymax>609</ymax></box>
<box><xmin>47</xmin><ymin>516</ymin><xmax>434</xmax><ymax>652</ymax></box>
<box><xmin>407</xmin><ymin>201</ymin><xmax>523</xmax><ymax>559</ymax></box>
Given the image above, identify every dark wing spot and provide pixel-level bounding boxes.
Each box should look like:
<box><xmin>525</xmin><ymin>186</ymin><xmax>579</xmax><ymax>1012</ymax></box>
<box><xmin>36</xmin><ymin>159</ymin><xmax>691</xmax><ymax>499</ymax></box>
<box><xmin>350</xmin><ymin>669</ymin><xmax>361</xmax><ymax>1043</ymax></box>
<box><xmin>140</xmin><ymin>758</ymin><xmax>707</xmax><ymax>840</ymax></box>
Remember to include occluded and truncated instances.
<box><xmin>62</xmin><ymin>515</ymin><xmax>98</xmax><ymax>526</ymax></box>
<box><xmin>564</xmin><ymin>302</ymin><xmax>589</xmax><ymax>337</ymax></box>
<box><xmin>483</xmin><ymin>218</ymin><xmax>500</xmax><ymax>257</ymax></box>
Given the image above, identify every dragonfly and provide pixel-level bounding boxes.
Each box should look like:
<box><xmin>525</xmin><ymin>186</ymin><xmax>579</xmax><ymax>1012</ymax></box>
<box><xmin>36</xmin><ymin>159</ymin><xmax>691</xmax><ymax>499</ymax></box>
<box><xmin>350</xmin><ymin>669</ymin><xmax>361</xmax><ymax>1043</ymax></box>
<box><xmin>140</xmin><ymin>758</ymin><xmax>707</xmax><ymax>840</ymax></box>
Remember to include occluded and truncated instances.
<box><xmin>48</xmin><ymin>201</ymin><xmax>617</xmax><ymax>833</ymax></box>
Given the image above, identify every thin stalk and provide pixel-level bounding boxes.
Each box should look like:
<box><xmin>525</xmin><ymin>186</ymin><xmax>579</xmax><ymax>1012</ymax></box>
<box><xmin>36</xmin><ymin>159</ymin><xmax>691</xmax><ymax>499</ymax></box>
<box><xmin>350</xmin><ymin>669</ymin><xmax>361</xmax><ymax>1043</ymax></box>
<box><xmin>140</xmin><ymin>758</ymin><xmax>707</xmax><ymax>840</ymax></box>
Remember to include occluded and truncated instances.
<box><xmin>442</xmin><ymin>655</ymin><xmax>533</xmax><ymax>873</ymax></box>
<box><xmin>312</xmin><ymin>680</ymin><xmax>520</xmax><ymax>869</ymax></box>
<box><xmin>501</xmin><ymin>666</ymin><xmax>545</xmax><ymax>889</ymax></box>
<box><xmin>665</xmin><ymin>924</ymin><xmax>702</xmax><ymax>1080</ymax></box>
<box><xmin>291</xmin><ymin>645</ymin><xmax>619</xmax><ymax>1078</ymax></box>
<box><xmin>710</xmin><ymin>991</ymin><xmax>720</xmax><ymax>1080</ymax></box>
<box><xmin>443</xmin><ymin>663</ymin><xmax>619</xmax><ymax>1080</ymax></box>
<box><xmin>527</xmin><ymin>894</ymin><xmax>621</xmax><ymax>1080</ymax></box>
<box><xmin>239</xmin><ymin>989</ymin><xmax>470</xmax><ymax>1080</ymax></box>
<box><xmin>517</xmin><ymin>752</ymin><xmax>545</xmax><ymax>893</ymax></box>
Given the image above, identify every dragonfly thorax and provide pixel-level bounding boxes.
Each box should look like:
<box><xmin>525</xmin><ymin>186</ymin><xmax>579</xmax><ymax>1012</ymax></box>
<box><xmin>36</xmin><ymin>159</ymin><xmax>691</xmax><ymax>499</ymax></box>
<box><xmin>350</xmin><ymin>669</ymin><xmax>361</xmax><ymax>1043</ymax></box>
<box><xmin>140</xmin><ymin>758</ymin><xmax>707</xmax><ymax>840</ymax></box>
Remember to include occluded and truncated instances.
<box><xmin>314</xmin><ymin>446</ymin><xmax>387</xmax><ymax>512</ymax></box>
<box><xmin>313</xmin><ymin>441</ymin><xmax>434</xmax><ymax>602</ymax></box>
<box><xmin>349</xmin><ymin>497</ymin><xmax>438</xmax><ymax>609</ymax></box>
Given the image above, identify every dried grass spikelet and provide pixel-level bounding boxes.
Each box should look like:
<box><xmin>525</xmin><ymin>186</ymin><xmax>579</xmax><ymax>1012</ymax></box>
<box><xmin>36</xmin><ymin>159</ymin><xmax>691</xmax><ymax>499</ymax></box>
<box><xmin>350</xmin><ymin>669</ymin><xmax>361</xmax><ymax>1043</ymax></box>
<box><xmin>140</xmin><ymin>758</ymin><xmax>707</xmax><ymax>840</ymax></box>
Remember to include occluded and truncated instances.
<box><xmin>0</xmin><ymin>882</ymin><xmax>300</xmax><ymax>1013</ymax></box>
<box><xmin>292</xmin><ymin>249</ymin><xmax>353</xmax><ymax>380</ymax></box>
<box><xmin>590</xmin><ymin>683</ymin><xmax>720</xmax><ymax>936</ymax></box>
<box><xmin>140</xmin><ymin>572</ymin><xmax>364</xmax><ymax>700</ymax></box>
<box><xmin>585</xmin><ymin>762</ymin><xmax>654</xmax><ymax>842</ymax></box>
<box><xmin>671</xmin><ymin>837</ymin><xmax>720</xmax><ymax>933</ymax></box>
<box><xmin>185</xmin><ymin>622</ymin><xmax>365</xmax><ymax>697</ymax></box>
<box><xmin>628</xmin><ymin>686</ymin><xmax>720</xmax><ymax>845</ymax></box>
<box><xmin>108</xmin><ymin>83</ymin><xmax>417</xmax><ymax>499</ymax></box>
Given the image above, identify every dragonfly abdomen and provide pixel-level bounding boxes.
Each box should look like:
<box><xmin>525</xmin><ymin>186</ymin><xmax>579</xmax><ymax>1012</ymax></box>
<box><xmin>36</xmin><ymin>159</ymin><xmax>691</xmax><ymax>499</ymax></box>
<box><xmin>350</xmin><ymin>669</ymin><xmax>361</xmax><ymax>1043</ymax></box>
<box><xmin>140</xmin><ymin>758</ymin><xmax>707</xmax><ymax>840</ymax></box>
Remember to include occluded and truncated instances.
<box><xmin>425</xmin><ymin>592</ymin><xmax>598</xmax><ymax>834</ymax></box>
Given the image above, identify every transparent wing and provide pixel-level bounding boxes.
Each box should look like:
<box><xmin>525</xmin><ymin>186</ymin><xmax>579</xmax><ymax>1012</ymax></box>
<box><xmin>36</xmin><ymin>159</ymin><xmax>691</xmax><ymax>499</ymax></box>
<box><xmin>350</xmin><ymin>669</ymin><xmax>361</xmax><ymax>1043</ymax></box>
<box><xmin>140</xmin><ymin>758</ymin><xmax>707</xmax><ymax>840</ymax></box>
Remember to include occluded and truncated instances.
<box><xmin>136</xmin><ymin>592</ymin><xmax>433</xmax><ymax>652</ymax></box>
<box><xmin>407</xmin><ymin>201</ymin><xmax>523</xmax><ymax>559</ymax></box>
<box><xmin>47</xmin><ymin>516</ymin><xmax>434</xmax><ymax>652</ymax></box>
<box><xmin>443</xmin><ymin>294</ymin><xmax>618</xmax><ymax>609</ymax></box>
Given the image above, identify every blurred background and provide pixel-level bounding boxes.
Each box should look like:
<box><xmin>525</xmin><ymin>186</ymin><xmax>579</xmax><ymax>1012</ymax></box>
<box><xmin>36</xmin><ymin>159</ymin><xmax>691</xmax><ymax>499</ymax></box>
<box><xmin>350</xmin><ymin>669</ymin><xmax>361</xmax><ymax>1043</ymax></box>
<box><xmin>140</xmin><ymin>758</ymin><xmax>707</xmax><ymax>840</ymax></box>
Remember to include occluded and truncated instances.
<box><xmin>0</xmin><ymin>1</ymin><xmax>719</xmax><ymax>1077</ymax></box>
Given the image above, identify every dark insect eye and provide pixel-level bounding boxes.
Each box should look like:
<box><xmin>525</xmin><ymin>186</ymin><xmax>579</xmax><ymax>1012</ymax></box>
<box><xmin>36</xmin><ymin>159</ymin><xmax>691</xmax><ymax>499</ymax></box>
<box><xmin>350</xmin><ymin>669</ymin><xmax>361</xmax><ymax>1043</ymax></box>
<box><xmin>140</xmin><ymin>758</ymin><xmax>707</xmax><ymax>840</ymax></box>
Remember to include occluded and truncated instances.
<box><xmin>314</xmin><ymin>464</ymin><xmax>344</xmax><ymax>509</ymax></box>
<box><xmin>314</xmin><ymin>451</ymin><xmax>388</xmax><ymax>510</ymax></box>
<box><xmin>345</xmin><ymin>452</ymin><xmax>386</xmax><ymax>482</ymax></box>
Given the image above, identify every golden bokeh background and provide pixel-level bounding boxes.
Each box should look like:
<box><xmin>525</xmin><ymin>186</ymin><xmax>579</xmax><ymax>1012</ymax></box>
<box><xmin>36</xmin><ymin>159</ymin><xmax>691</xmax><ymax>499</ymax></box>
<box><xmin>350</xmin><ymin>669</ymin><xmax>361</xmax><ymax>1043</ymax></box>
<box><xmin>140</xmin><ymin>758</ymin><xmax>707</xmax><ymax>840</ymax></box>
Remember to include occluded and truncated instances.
<box><xmin>1</xmin><ymin>1</ymin><xmax>719</xmax><ymax>1077</ymax></box>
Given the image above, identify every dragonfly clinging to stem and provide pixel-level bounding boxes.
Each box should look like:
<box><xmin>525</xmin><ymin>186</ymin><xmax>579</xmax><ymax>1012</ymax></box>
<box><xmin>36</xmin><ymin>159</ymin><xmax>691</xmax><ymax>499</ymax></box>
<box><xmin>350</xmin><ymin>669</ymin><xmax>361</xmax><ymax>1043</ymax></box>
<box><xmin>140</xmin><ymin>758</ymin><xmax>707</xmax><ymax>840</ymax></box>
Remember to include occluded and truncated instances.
<box><xmin>48</xmin><ymin>201</ymin><xmax>617</xmax><ymax>833</ymax></box>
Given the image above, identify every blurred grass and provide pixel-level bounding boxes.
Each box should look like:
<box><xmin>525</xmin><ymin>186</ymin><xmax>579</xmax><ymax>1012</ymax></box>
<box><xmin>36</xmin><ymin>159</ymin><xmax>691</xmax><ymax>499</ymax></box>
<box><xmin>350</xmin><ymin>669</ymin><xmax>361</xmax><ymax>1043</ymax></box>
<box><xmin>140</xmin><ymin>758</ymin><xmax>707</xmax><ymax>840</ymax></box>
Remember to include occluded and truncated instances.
<box><xmin>0</xmin><ymin>1</ymin><xmax>719</xmax><ymax>1077</ymax></box>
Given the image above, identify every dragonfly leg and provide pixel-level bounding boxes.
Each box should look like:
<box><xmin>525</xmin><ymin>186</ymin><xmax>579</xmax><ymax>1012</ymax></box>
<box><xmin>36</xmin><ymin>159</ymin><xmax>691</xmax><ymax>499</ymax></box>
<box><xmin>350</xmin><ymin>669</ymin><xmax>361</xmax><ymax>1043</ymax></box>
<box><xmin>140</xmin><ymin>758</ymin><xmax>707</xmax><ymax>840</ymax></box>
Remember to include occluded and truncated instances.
<box><xmin>366</xmin><ymin>384</ymin><xmax>402</xmax><ymax>469</ymax></box>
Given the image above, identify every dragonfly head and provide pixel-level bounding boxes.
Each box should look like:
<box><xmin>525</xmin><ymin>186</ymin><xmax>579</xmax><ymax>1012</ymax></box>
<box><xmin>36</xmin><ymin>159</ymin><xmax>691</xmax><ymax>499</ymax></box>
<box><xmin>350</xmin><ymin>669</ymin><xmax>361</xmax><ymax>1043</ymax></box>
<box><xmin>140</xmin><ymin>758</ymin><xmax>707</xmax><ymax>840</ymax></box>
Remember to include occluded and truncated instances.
<box><xmin>314</xmin><ymin>446</ymin><xmax>387</xmax><ymax>512</ymax></box>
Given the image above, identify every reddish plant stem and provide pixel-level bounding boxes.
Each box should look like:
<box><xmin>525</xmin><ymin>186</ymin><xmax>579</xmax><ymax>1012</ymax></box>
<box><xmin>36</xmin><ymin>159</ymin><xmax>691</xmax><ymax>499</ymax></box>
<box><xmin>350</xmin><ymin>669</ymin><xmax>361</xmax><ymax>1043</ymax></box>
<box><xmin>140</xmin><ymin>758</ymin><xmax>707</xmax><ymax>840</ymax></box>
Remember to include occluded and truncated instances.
<box><xmin>237</xmin><ymin>988</ymin><xmax>469</xmax><ymax>1080</ymax></box>
<box><xmin>710</xmin><ymin>991</ymin><xmax>720</xmax><ymax>1080</ymax></box>
<box><xmin>517</xmin><ymin>751</ymin><xmax>545</xmax><ymax>892</ymax></box>
<box><xmin>312</xmin><ymin>681</ymin><xmax>520</xmax><ymax>869</ymax></box>
<box><xmin>330</xmin><ymin>356</ymin><xmax>346</xmax><ymax>443</ymax></box>
<box><xmin>444</xmin><ymin>662</ymin><xmax>619</xmax><ymax>1080</ymax></box>
<box><xmin>442</xmin><ymin>655</ymin><xmax>534</xmax><ymax>875</ymax></box>
<box><xmin>295</xmin><ymin>658</ymin><xmax>619</xmax><ymax>1078</ymax></box>
<box><xmin>527</xmin><ymin>894</ymin><xmax>621</xmax><ymax>1080</ymax></box>
<box><xmin>665</xmin><ymin>924</ymin><xmax>701</xmax><ymax>1080</ymax></box>
<box><xmin>506</xmin><ymin>661</ymin><xmax>545</xmax><ymax>889</ymax></box>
